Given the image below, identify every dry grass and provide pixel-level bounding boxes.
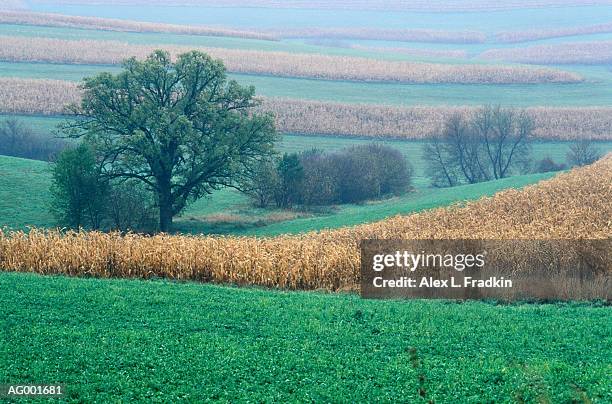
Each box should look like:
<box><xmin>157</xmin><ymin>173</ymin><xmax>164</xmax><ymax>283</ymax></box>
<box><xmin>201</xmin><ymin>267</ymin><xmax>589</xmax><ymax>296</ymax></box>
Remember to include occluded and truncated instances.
<box><xmin>0</xmin><ymin>78</ymin><xmax>80</xmax><ymax>115</ymax></box>
<box><xmin>263</xmin><ymin>98</ymin><xmax>612</xmax><ymax>140</ymax></box>
<box><xmin>3</xmin><ymin>78</ymin><xmax>612</xmax><ymax>140</ymax></box>
<box><xmin>0</xmin><ymin>155</ymin><xmax>610</xmax><ymax>291</ymax></box>
<box><xmin>274</xmin><ymin>28</ymin><xmax>485</xmax><ymax>44</ymax></box>
<box><xmin>496</xmin><ymin>22</ymin><xmax>612</xmax><ymax>43</ymax></box>
<box><xmin>480</xmin><ymin>41</ymin><xmax>612</xmax><ymax>64</ymax></box>
<box><xmin>349</xmin><ymin>45</ymin><xmax>468</xmax><ymax>59</ymax></box>
<box><xmin>0</xmin><ymin>11</ymin><xmax>277</xmax><ymax>41</ymax></box>
<box><xmin>0</xmin><ymin>36</ymin><xmax>582</xmax><ymax>84</ymax></box>
<box><xmin>26</xmin><ymin>0</ymin><xmax>612</xmax><ymax>11</ymax></box>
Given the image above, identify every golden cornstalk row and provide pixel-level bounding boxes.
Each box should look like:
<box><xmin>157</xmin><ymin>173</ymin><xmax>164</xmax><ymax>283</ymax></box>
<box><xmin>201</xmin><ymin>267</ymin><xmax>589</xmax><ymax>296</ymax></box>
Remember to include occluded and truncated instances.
<box><xmin>3</xmin><ymin>78</ymin><xmax>612</xmax><ymax>140</ymax></box>
<box><xmin>0</xmin><ymin>35</ymin><xmax>582</xmax><ymax>84</ymax></box>
<box><xmin>496</xmin><ymin>22</ymin><xmax>612</xmax><ymax>43</ymax></box>
<box><xmin>480</xmin><ymin>41</ymin><xmax>612</xmax><ymax>64</ymax></box>
<box><xmin>272</xmin><ymin>28</ymin><xmax>485</xmax><ymax>44</ymax></box>
<box><xmin>349</xmin><ymin>45</ymin><xmax>468</xmax><ymax>59</ymax></box>
<box><xmin>0</xmin><ymin>11</ymin><xmax>277</xmax><ymax>41</ymax></box>
<box><xmin>1</xmin><ymin>155</ymin><xmax>610</xmax><ymax>291</ymax></box>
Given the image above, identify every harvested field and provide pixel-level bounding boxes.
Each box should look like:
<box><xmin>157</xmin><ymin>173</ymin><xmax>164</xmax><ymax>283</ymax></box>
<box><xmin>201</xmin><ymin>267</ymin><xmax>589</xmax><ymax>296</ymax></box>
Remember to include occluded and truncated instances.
<box><xmin>3</xmin><ymin>78</ymin><xmax>612</xmax><ymax>140</ymax></box>
<box><xmin>0</xmin><ymin>11</ymin><xmax>277</xmax><ymax>41</ymax></box>
<box><xmin>480</xmin><ymin>41</ymin><xmax>612</xmax><ymax>64</ymax></box>
<box><xmin>0</xmin><ymin>36</ymin><xmax>582</xmax><ymax>84</ymax></box>
<box><xmin>0</xmin><ymin>155</ymin><xmax>610</xmax><ymax>291</ymax></box>
<box><xmin>496</xmin><ymin>22</ymin><xmax>612</xmax><ymax>43</ymax></box>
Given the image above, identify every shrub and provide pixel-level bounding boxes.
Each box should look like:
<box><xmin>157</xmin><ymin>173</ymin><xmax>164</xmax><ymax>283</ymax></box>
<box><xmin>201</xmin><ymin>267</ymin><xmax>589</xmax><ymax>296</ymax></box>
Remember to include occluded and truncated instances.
<box><xmin>106</xmin><ymin>180</ymin><xmax>158</xmax><ymax>233</ymax></box>
<box><xmin>274</xmin><ymin>153</ymin><xmax>304</xmax><ymax>208</ymax></box>
<box><xmin>533</xmin><ymin>156</ymin><xmax>567</xmax><ymax>173</ymax></box>
<box><xmin>50</xmin><ymin>143</ymin><xmax>108</xmax><ymax>230</ymax></box>
<box><xmin>566</xmin><ymin>139</ymin><xmax>602</xmax><ymax>167</ymax></box>
<box><xmin>247</xmin><ymin>144</ymin><xmax>412</xmax><ymax>208</ymax></box>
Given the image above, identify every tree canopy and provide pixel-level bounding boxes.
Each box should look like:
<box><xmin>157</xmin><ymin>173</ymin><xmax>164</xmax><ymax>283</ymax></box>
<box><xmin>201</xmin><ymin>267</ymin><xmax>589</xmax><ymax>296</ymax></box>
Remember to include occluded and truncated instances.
<box><xmin>63</xmin><ymin>50</ymin><xmax>277</xmax><ymax>231</ymax></box>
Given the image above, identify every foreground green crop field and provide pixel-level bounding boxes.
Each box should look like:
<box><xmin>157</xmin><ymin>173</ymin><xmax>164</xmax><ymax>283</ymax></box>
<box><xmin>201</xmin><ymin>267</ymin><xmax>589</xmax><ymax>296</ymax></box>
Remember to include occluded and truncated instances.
<box><xmin>1</xmin><ymin>272</ymin><xmax>610</xmax><ymax>402</ymax></box>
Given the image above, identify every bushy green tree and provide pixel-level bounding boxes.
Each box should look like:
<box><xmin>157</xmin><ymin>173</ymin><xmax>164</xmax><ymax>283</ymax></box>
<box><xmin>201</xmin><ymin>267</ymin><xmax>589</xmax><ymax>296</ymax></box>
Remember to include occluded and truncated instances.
<box><xmin>50</xmin><ymin>143</ymin><xmax>108</xmax><ymax>229</ymax></box>
<box><xmin>62</xmin><ymin>50</ymin><xmax>277</xmax><ymax>232</ymax></box>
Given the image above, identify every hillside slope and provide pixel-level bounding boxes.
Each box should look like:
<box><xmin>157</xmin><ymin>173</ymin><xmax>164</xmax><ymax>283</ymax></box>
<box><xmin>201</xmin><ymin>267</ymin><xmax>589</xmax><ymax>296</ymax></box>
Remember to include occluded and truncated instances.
<box><xmin>1</xmin><ymin>156</ymin><xmax>610</xmax><ymax>290</ymax></box>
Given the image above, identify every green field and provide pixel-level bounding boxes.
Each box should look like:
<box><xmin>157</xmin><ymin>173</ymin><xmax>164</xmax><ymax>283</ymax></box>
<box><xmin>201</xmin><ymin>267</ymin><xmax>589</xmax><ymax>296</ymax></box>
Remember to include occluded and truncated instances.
<box><xmin>1</xmin><ymin>272</ymin><xmax>610</xmax><ymax>402</ymax></box>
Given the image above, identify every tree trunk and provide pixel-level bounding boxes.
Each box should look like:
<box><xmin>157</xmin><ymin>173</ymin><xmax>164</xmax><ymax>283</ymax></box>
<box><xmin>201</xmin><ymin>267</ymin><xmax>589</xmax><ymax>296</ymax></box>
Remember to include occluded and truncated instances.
<box><xmin>158</xmin><ymin>186</ymin><xmax>173</xmax><ymax>233</ymax></box>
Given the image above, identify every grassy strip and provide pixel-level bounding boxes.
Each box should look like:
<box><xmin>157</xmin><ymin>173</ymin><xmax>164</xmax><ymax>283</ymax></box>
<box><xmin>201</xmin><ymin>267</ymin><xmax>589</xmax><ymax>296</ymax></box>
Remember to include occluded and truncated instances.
<box><xmin>1</xmin><ymin>272</ymin><xmax>610</xmax><ymax>402</ymax></box>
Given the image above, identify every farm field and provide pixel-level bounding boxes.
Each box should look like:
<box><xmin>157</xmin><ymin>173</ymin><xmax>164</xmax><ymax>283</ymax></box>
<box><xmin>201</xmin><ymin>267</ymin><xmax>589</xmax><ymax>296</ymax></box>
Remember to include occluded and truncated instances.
<box><xmin>1</xmin><ymin>2</ymin><xmax>611</xmax><ymax>401</ymax></box>
<box><xmin>26</xmin><ymin>3</ymin><xmax>612</xmax><ymax>34</ymax></box>
<box><xmin>3</xmin><ymin>62</ymin><xmax>612</xmax><ymax>107</ymax></box>
<box><xmin>1</xmin><ymin>271</ymin><xmax>610</xmax><ymax>402</ymax></box>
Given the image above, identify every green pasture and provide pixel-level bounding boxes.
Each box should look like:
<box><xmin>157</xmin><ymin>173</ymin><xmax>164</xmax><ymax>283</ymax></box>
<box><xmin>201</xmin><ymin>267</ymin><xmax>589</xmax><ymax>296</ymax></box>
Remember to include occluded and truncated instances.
<box><xmin>1</xmin><ymin>272</ymin><xmax>610</xmax><ymax>402</ymax></box>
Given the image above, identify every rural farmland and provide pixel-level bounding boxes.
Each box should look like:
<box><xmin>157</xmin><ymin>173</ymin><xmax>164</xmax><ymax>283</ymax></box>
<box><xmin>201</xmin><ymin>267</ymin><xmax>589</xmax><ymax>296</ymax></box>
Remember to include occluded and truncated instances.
<box><xmin>0</xmin><ymin>1</ymin><xmax>611</xmax><ymax>402</ymax></box>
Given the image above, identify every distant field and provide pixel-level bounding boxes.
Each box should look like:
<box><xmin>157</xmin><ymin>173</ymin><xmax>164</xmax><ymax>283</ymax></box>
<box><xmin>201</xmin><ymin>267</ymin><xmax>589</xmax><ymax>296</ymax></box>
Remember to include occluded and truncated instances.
<box><xmin>5</xmin><ymin>80</ymin><xmax>612</xmax><ymax>140</ymax></box>
<box><xmin>27</xmin><ymin>3</ymin><xmax>612</xmax><ymax>34</ymax></box>
<box><xmin>0</xmin><ymin>10</ymin><xmax>277</xmax><ymax>40</ymax></box>
<box><xmin>2</xmin><ymin>272</ymin><xmax>610</xmax><ymax>402</ymax></box>
<box><xmin>3</xmin><ymin>63</ymin><xmax>612</xmax><ymax>108</ymax></box>
<box><xmin>0</xmin><ymin>36</ymin><xmax>581</xmax><ymax>84</ymax></box>
<box><xmin>481</xmin><ymin>41</ymin><xmax>612</xmax><ymax>64</ymax></box>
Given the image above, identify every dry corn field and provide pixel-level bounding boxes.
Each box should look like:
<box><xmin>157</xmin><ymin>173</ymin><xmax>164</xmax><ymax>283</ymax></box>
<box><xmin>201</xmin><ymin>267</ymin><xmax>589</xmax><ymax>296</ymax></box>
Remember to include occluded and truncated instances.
<box><xmin>0</xmin><ymin>11</ymin><xmax>277</xmax><ymax>41</ymax></box>
<box><xmin>0</xmin><ymin>36</ymin><xmax>582</xmax><ymax>84</ymax></box>
<box><xmin>349</xmin><ymin>45</ymin><xmax>468</xmax><ymax>59</ymax></box>
<box><xmin>3</xmin><ymin>78</ymin><xmax>612</xmax><ymax>140</ymax></box>
<box><xmin>272</xmin><ymin>28</ymin><xmax>485</xmax><ymax>44</ymax></box>
<box><xmin>480</xmin><ymin>41</ymin><xmax>612</xmax><ymax>64</ymax></box>
<box><xmin>496</xmin><ymin>22</ymin><xmax>612</xmax><ymax>43</ymax></box>
<box><xmin>0</xmin><ymin>155</ymin><xmax>610</xmax><ymax>291</ymax></box>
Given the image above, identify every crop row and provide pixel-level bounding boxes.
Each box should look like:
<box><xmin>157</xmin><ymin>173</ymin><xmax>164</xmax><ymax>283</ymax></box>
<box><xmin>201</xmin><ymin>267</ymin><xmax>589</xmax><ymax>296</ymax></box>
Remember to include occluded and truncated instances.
<box><xmin>496</xmin><ymin>22</ymin><xmax>612</xmax><ymax>43</ymax></box>
<box><xmin>0</xmin><ymin>11</ymin><xmax>277</xmax><ymax>41</ymax></box>
<box><xmin>480</xmin><ymin>41</ymin><xmax>612</xmax><ymax>64</ymax></box>
<box><xmin>0</xmin><ymin>11</ymin><xmax>484</xmax><ymax>44</ymax></box>
<box><xmin>349</xmin><ymin>45</ymin><xmax>468</xmax><ymax>59</ymax></box>
<box><xmin>2</xmin><ymin>78</ymin><xmax>612</xmax><ymax>140</ymax></box>
<box><xmin>273</xmin><ymin>28</ymin><xmax>485</xmax><ymax>44</ymax></box>
<box><xmin>0</xmin><ymin>36</ymin><xmax>582</xmax><ymax>84</ymax></box>
<box><xmin>0</xmin><ymin>154</ymin><xmax>610</xmax><ymax>292</ymax></box>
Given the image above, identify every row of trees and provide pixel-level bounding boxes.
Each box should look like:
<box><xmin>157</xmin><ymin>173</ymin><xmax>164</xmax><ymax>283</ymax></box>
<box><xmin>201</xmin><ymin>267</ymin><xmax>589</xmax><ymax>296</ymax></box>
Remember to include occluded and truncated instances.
<box><xmin>241</xmin><ymin>144</ymin><xmax>412</xmax><ymax>209</ymax></box>
<box><xmin>423</xmin><ymin>106</ymin><xmax>602</xmax><ymax>187</ymax></box>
